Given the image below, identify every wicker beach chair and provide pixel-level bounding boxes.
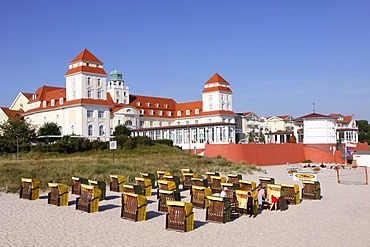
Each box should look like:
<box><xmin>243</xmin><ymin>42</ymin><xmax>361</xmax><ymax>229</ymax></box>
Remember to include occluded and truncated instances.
<box><xmin>206</xmin><ymin>196</ymin><xmax>231</xmax><ymax>223</ymax></box>
<box><xmin>165</xmin><ymin>201</ymin><xmax>194</xmax><ymax>232</ymax></box>
<box><xmin>123</xmin><ymin>184</ymin><xmax>142</xmax><ymax>194</ymax></box>
<box><xmin>210</xmin><ymin>176</ymin><xmax>226</xmax><ymax>194</ymax></box>
<box><xmin>266</xmin><ymin>184</ymin><xmax>282</xmax><ymax>203</ymax></box>
<box><xmin>180</xmin><ymin>168</ymin><xmax>193</xmax><ymax>184</ymax></box>
<box><xmin>140</xmin><ymin>172</ymin><xmax>156</xmax><ymax>188</ymax></box>
<box><xmin>157</xmin><ymin>180</ymin><xmax>177</xmax><ymax>199</ymax></box>
<box><xmin>227</xmin><ymin>174</ymin><xmax>242</xmax><ymax>184</ymax></box>
<box><xmin>109</xmin><ymin>175</ymin><xmax>126</xmax><ymax>192</ymax></box>
<box><xmin>76</xmin><ymin>184</ymin><xmax>100</xmax><ymax>213</ymax></box>
<box><xmin>89</xmin><ymin>180</ymin><xmax>106</xmax><ymax>201</ymax></box>
<box><xmin>281</xmin><ymin>183</ymin><xmax>300</xmax><ymax>204</ymax></box>
<box><xmin>258</xmin><ymin>176</ymin><xmax>275</xmax><ymax>197</ymax></box>
<box><xmin>158</xmin><ymin>189</ymin><xmax>181</xmax><ymax>212</ymax></box>
<box><xmin>20</xmin><ymin>178</ymin><xmax>41</xmax><ymax>200</ymax></box>
<box><xmin>71</xmin><ymin>177</ymin><xmax>89</xmax><ymax>195</ymax></box>
<box><xmin>121</xmin><ymin>192</ymin><xmax>147</xmax><ymax>221</ymax></box>
<box><xmin>182</xmin><ymin>173</ymin><xmax>197</xmax><ymax>190</ymax></box>
<box><xmin>221</xmin><ymin>182</ymin><xmax>240</xmax><ymax>217</ymax></box>
<box><xmin>302</xmin><ymin>181</ymin><xmax>321</xmax><ymax>200</ymax></box>
<box><xmin>135</xmin><ymin>177</ymin><xmax>152</xmax><ymax>196</ymax></box>
<box><xmin>157</xmin><ymin>171</ymin><xmax>171</xmax><ymax>181</ymax></box>
<box><xmin>191</xmin><ymin>177</ymin><xmax>208</xmax><ymax>187</ymax></box>
<box><xmin>47</xmin><ymin>183</ymin><xmax>69</xmax><ymax>206</ymax></box>
<box><xmin>235</xmin><ymin>190</ymin><xmax>258</xmax><ymax>215</ymax></box>
<box><xmin>191</xmin><ymin>185</ymin><xmax>212</xmax><ymax>209</ymax></box>
<box><xmin>206</xmin><ymin>172</ymin><xmax>220</xmax><ymax>184</ymax></box>
<box><xmin>164</xmin><ymin>175</ymin><xmax>180</xmax><ymax>190</ymax></box>
<box><xmin>239</xmin><ymin>180</ymin><xmax>257</xmax><ymax>192</ymax></box>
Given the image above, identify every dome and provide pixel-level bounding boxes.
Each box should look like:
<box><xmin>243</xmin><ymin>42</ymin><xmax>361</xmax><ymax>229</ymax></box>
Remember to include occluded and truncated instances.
<box><xmin>109</xmin><ymin>69</ymin><xmax>123</xmax><ymax>81</ymax></box>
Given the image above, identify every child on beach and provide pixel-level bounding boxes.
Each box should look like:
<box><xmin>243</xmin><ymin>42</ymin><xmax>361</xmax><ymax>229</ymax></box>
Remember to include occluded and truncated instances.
<box><xmin>246</xmin><ymin>191</ymin><xmax>254</xmax><ymax>217</ymax></box>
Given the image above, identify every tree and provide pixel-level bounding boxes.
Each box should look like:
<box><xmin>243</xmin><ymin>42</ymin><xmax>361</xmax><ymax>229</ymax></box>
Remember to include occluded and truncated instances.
<box><xmin>289</xmin><ymin>134</ymin><xmax>297</xmax><ymax>143</ymax></box>
<box><xmin>248</xmin><ymin>132</ymin><xmax>254</xmax><ymax>143</ymax></box>
<box><xmin>37</xmin><ymin>122</ymin><xmax>61</xmax><ymax>143</ymax></box>
<box><xmin>113</xmin><ymin>125</ymin><xmax>131</xmax><ymax>137</ymax></box>
<box><xmin>357</xmin><ymin>120</ymin><xmax>370</xmax><ymax>144</ymax></box>
<box><xmin>259</xmin><ymin>134</ymin><xmax>265</xmax><ymax>144</ymax></box>
<box><xmin>0</xmin><ymin>115</ymin><xmax>35</xmax><ymax>152</ymax></box>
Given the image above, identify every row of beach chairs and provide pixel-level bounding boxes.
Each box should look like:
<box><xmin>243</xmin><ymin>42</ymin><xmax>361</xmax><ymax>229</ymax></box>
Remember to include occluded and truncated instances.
<box><xmin>19</xmin><ymin>169</ymin><xmax>321</xmax><ymax>232</ymax></box>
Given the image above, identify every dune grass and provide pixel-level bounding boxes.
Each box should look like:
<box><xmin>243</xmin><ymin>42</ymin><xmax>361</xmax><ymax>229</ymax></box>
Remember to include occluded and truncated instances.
<box><xmin>0</xmin><ymin>144</ymin><xmax>259</xmax><ymax>193</ymax></box>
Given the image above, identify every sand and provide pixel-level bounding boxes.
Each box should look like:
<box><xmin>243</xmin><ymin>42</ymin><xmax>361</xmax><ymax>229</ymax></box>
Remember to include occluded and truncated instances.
<box><xmin>1</xmin><ymin>164</ymin><xmax>370</xmax><ymax>246</ymax></box>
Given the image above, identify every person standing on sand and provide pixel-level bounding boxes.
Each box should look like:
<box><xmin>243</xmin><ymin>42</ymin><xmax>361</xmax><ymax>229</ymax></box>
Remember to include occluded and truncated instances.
<box><xmin>246</xmin><ymin>191</ymin><xmax>254</xmax><ymax>217</ymax></box>
<box><xmin>257</xmin><ymin>186</ymin><xmax>265</xmax><ymax>210</ymax></box>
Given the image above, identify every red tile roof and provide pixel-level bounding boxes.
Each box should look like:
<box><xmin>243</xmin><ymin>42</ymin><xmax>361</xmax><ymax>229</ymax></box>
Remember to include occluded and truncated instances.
<box><xmin>0</xmin><ymin>107</ymin><xmax>20</xmax><ymax>118</ymax></box>
<box><xmin>202</xmin><ymin>86</ymin><xmax>232</xmax><ymax>93</ymax></box>
<box><xmin>28</xmin><ymin>86</ymin><xmax>65</xmax><ymax>103</ymax></box>
<box><xmin>21</xmin><ymin>92</ymin><xmax>33</xmax><ymax>100</ymax></box>
<box><xmin>329</xmin><ymin>114</ymin><xmax>352</xmax><ymax>124</ymax></box>
<box><xmin>65</xmin><ymin>66</ymin><xmax>107</xmax><ymax>76</ymax></box>
<box><xmin>297</xmin><ymin>113</ymin><xmax>331</xmax><ymax>119</ymax></box>
<box><xmin>205</xmin><ymin>73</ymin><xmax>230</xmax><ymax>85</ymax></box>
<box><xmin>69</xmin><ymin>49</ymin><xmax>103</xmax><ymax>64</ymax></box>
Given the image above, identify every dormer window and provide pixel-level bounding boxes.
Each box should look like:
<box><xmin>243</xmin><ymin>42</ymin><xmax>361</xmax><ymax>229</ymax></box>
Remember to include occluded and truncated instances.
<box><xmin>155</xmin><ymin>103</ymin><xmax>159</xmax><ymax>107</ymax></box>
<box><xmin>195</xmin><ymin>109</ymin><xmax>199</xmax><ymax>114</ymax></box>
<box><xmin>149</xmin><ymin>110</ymin><xmax>154</xmax><ymax>115</ymax></box>
<box><xmin>59</xmin><ymin>98</ymin><xmax>64</xmax><ymax>105</ymax></box>
<box><xmin>33</xmin><ymin>94</ymin><xmax>36</xmax><ymax>100</ymax></box>
<box><xmin>137</xmin><ymin>102</ymin><xmax>141</xmax><ymax>106</ymax></box>
<box><xmin>42</xmin><ymin>101</ymin><xmax>46</xmax><ymax>108</ymax></box>
<box><xmin>86</xmin><ymin>63</ymin><xmax>90</xmax><ymax>66</ymax></box>
<box><xmin>177</xmin><ymin>111</ymin><xmax>181</xmax><ymax>116</ymax></box>
<box><xmin>167</xmin><ymin>111</ymin><xmax>172</xmax><ymax>116</ymax></box>
<box><xmin>51</xmin><ymin>99</ymin><xmax>55</xmax><ymax>107</ymax></box>
<box><xmin>158</xmin><ymin>110</ymin><xmax>163</xmax><ymax>116</ymax></box>
<box><xmin>140</xmin><ymin>109</ymin><xmax>144</xmax><ymax>114</ymax></box>
<box><xmin>186</xmin><ymin>110</ymin><xmax>190</xmax><ymax>116</ymax></box>
<box><xmin>146</xmin><ymin>102</ymin><xmax>150</xmax><ymax>107</ymax></box>
<box><xmin>164</xmin><ymin>104</ymin><xmax>168</xmax><ymax>108</ymax></box>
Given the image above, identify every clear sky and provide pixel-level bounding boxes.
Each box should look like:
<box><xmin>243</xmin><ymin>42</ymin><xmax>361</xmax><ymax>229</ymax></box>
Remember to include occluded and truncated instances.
<box><xmin>1</xmin><ymin>0</ymin><xmax>370</xmax><ymax>120</ymax></box>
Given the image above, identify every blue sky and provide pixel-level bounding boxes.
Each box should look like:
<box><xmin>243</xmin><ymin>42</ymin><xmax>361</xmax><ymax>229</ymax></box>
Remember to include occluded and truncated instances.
<box><xmin>1</xmin><ymin>0</ymin><xmax>370</xmax><ymax>120</ymax></box>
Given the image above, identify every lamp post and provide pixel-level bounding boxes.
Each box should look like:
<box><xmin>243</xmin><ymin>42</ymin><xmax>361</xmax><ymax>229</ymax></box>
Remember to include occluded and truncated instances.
<box><xmin>16</xmin><ymin>135</ymin><xmax>19</xmax><ymax>161</ymax></box>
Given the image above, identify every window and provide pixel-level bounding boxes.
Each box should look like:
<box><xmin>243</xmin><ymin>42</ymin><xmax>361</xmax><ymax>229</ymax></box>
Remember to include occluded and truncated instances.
<box><xmin>116</xmin><ymin>91</ymin><xmax>119</xmax><ymax>96</ymax></box>
<box><xmin>186</xmin><ymin>110</ymin><xmax>190</xmax><ymax>115</ymax></box>
<box><xmin>124</xmin><ymin>92</ymin><xmax>127</xmax><ymax>96</ymax></box>
<box><xmin>137</xmin><ymin>102</ymin><xmax>141</xmax><ymax>106</ymax></box>
<box><xmin>167</xmin><ymin>111</ymin><xmax>172</xmax><ymax>116</ymax></box>
<box><xmin>87</xmin><ymin>110</ymin><xmax>93</xmax><ymax>118</ymax></box>
<box><xmin>44</xmin><ymin>117</ymin><xmax>46</xmax><ymax>123</ymax></box>
<box><xmin>97</xmin><ymin>78</ymin><xmax>101</xmax><ymax>87</ymax></box>
<box><xmin>42</xmin><ymin>101</ymin><xmax>46</xmax><ymax>108</ymax></box>
<box><xmin>186</xmin><ymin>121</ymin><xmax>189</xmax><ymax>125</ymax></box>
<box><xmin>86</xmin><ymin>63</ymin><xmax>90</xmax><ymax>66</ymax></box>
<box><xmin>88</xmin><ymin>125</ymin><xmax>93</xmax><ymax>136</ymax></box>
<box><xmin>155</xmin><ymin>103</ymin><xmax>159</xmax><ymax>107</ymax></box>
<box><xmin>150</xmin><ymin>121</ymin><xmax>153</xmax><ymax>127</ymax></box>
<box><xmin>195</xmin><ymin>120</ymin><xmax>198</xmax><ymax>124</ymax></box>
<box><xmin>177</xmin><ymin>111</ymin><xmax>181</xmax><ymax>116</ymax></box>
<box><xmin>56</xmin><ymin>115</ymin><xmax>59</xmax><ymax>121</ymax></box>
<box><xmin>88</xmin><ymin>90</ymin><xmax>92</xmax><ymax>98</ymax></box>
<box><xmin>99</xmin><ymin>125</ymin><xmax>104</xmax><ymax>136</ymax></box>
<box><xmin>164</xmin><ymin>104</ymin><xmax>168</xmax><ymax>108</ymax></box>
<box><xmin>126</xmin><ymin>109</ymin><xmax>132</xmax><ymax>113</ymax></box>
<box><xmin>140</xmin><ymin>121</ymin><xmax>144</xmax><ymax>127</ymax></box>
<box><xmin>87</xmin><ymin>77</ymin><xmax>91</xmax><ymax>86</ymax></box>
<box><xmin>149</xmin><ymin>110</ymin><xmax>154</xmax><ymax>115</ymax></box>
<box><xmin>140</xmin><ymin>109</ymin><xmax>144</xmax><ymax>114</ymax></box>
<box><xmin>98</xmin><ymin>91</ymin><xmax>102</xmax><ymax>99</ymax></box>
<box><xmin>51</xmin><ymin>99</ymin><xmax>55</xmax><ymax>106</ymax></box>
<box><xmin>118</xmin><ymin>120</ymin><xmax>121</xmax><ymax>125</ymax></box>
<box><xmin>146</xmin><ymin>102</ymin><xmax>150</xmax><ymax>107</ymax></box>
<box><xmin>125</xmin><ymin>120</ymin><xmax>133</xmax><ymax>127</ymax></box>
<box><xmin>158</xmin><ymin>110</ymin><xmax>163</xmax><ymax>116</ymax></box>
<box><xmin>98</xmin><ymin>111</ymin><xmax>104</xmax><ymax>118</ymax></box>
<box><xmin>195</xmin><ymin>109</ymin><xmax>199</xmax><ymax>114</ymax></box>
<box><xmin>159</xmin><ymin>122</ymin><xmax>162</xmax><ymax>127</ymax></box>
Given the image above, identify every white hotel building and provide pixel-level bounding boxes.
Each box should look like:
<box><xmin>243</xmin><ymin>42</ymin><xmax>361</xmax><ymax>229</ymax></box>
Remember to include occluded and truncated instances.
<box><xmin>0</xmin><ymin>49</ymin><xmax>359</xmax><ymax>150</ymax></box>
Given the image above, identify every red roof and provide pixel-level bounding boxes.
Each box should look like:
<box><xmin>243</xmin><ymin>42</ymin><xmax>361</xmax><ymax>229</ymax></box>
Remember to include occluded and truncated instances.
<box><xmin>28</xmin><ymin>86</ymin><xmax>65</xmax><ymax>103</ymax></box>
<box><xmin>205</xmin><ymin>73</ymin><xmax>230</xmax><ymax>85</ymax></box>
<box><xmin>297</xmin><ymin>113</ymin><xmax>332</xmax><ymax>119</ymax></box>
<box><xmin>65</xmin><ymin>66</ymin><xmax>107</xmax><ymax>76</ymax></box>
<box><xmin>202</xmin><ymin>86</ymin><xmax>232</xmax><ymax>93</ymax></box>
<box><xmin>69</xmin><ymin>49</ymin><xmax>103</xmax><ymax>64</ymax></box>
<box><xmin>0</xmin><ymin>107</ymin><xmax>20</xmax><ymax>118</ymax></box>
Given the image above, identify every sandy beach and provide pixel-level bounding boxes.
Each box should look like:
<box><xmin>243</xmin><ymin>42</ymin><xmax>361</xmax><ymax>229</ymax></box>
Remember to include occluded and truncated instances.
<box><xmin>1</xmin><ymin>164</ymin><xmax>370</xmax><ymax>247</ymax></box>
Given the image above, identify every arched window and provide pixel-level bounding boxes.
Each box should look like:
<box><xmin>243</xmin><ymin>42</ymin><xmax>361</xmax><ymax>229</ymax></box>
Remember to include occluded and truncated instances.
<box><xmin>125</xmin><ymin>120</ymin><xmax>133</xmax><ymax>127</ymax></box>
<box><xmin>99</xmin><ymin>125</ymin><xmax>104</xmax><ymax>136</ymax></box>
<box><xmin>88</xmin><ymin>125</ymin><xmax>93</xmax><ymax>136</ymax></box>
<box><xmin>71</xmin><ymin>125</ymin><xmax>75</xmax><ymax>135</ymax></box>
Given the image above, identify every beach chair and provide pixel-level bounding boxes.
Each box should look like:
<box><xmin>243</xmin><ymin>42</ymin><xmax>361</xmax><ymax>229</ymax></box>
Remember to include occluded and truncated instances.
<box><xmin>89</xmin><ymin>180</ymin><xmax>106</xmax><ymax>201</ymax></box>
<box><xmin>258</xmin><ymin>176</ymin><xmax>275</xmax><ymax>197</ymax></box>
<box><xmin>20</xmin><ymin>178</ymin><xmax>41</xmax><ymax>200</ymax></box>
<box><xmin>157</xmin><ymin>171</ymin><xmax>171</xmax><ymax>181</ymax></box>
<box><xmin>210</xmin><ymin>176</ymin><xmax>226</xmax><ymax>193</ymax></box>
<box><xmin>71</xmin><ymin>177</ymin><xmax>89</xmax><ymax>195</ymax></box>
<box><xmin>180</xmin><ymin>168</ymin><xmax>193</xmax><ymax>184</ymax></box>
<box><xmin>221</xmin><ymin>182</ymin><xmax>240</xmax><ymax>217</ymax></box>
<box><xmin>157</xmin><ymin>180</ymin><xmax>177</xmax><ymax>199</ymax></box>
<box><xmin>158</xmin><ymin>189</ymin><xmax>181</xmax><ymax>212</ymax></box>
<box><xmin>182</xmin><ymin>173</ymin><xmax>197</xmax><ymax>190</ymax></box>
<box><xmin>235</xmin><ymin>190</ymin><xmax>258</xmax><ymax>215</ymax></box>
<box><xmin>302</xmin><ymin>181</ymin><xmax>321</xmax><ymax>200</ymax></box>
<box><xmin>227</xmin><ymin>174</ymin><xmax>242</xmax><ymax>184</ymax></box>
<box><xmin>206</xmin><ymin>196</ymin><xmax>231</xmax><ymax>223</ymax></box>
<box><xmin>121</xmin><ymin>192</ymin><xmax>147</xmax><ymax>221</ymax></box>
<box><xmin>206</xmin><ymin>172</ymin><xmax>220</xmax><ymax>184</ymax></box>
<box><xmin>166</xmin><ymin>201</ymin><xmax>194</xmax><ymax>232</ymax></box>
<box><xmin>123</xmin><ymin>184</ymin><xmax>142</xmax><ymax>194</ymax></box>
<box><xmin>140</xmin><ymin>172</ymin><xmax>156</xmax><ymax>188</ymax></box>
<box><xmin>266</xmin><ymin>184</ymin><xmax>282</xmax><ymax>203</ymax></box>
<box><xmin>164</xmin><ymin>175</ymin><xmax>180</xmax><ymax>190</ymax></box>
<box><xmin>191</xmin><ymin>185</ymin><xmax>212</xmax><ymax>209</ymax></box>
<box><xmin>109</xmin><ymin>175</ymin><xmax>126</xmax><ymax>192</ymax></box>
<box><xmin>281</xmin><ymin>183</ymin><xmax>300</xmax><ymax>204</ymax></box>
<box><xmin>135</xmin><ymin>177</ymin><xmax>152</xmax><ymax>196</ymax></box>
<box><xmin>76</xmin><ymin>184</ymin><xmax>100</xmax><ymax>213</ymax></box>
<box><xmin>191</xmin><ymin>177</ymin><xmax>208</xmax><ymax>187</ymax></box>
<box><xmin>239</xmin><ymin>180</ymin><xmax>257</xmax><ymax>192</ymax></box>
<box><xmin>47</xmin><ymin>183</ymin><xmax>69</xmax><ymax>206</ymax></box>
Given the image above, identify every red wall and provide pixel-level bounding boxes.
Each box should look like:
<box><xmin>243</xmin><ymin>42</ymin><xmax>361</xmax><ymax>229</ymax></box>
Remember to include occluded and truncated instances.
<box><xmin>203</xmin><ymin>142</ymin><xmax>369</xmax><ymax>166</ymax></box>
